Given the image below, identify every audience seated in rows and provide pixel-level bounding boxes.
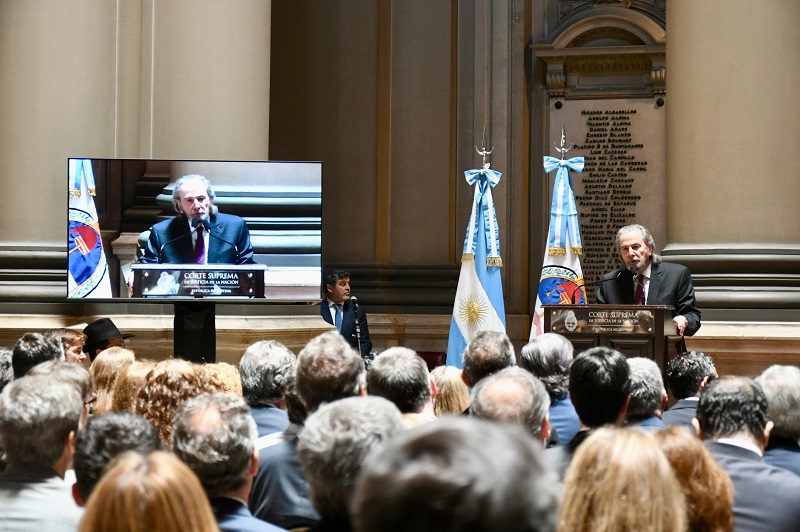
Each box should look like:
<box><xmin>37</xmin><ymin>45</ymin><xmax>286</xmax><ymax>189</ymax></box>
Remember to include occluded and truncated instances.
<box><xmin>519</xmin><ymin>333</ymin><xmax>580</xmax><ymax>444</ymax></box>
<box><xmin>367</xmin><ymin>346</ymin><xmax>437</xmax><ymax>428</ymax></box>
<box><xmin>652</xmin><ymin>426</ymin><xmax>734</xmax><ymax>532</ymax></box>
<box><xmin>72</xmin><ymin>412</ymin><xmax>161</xmax><ymax>507</ymax></box>
<box><xmin>662</xmin><ymin>350</ymin><xmax>717</xmax><ymax>429</ymax></box>
<box><xmin>623</xmin><ymin>357</ymin><xmax>667</xmax><ymax>431</ymax></box>
<box><xmin>430</xmin><ymin>365</ymin><xmax>469</xmax><ymax>416</ymax></box>
<box><xmin>352</xmin><ymin>416</ymin><xmax>559</xmax><ymax>532</ymax></box>
<box><xmin>298</xmin><ymin>396</ymin><xmax>404</xmax><ymax>531</ymax></box>
<box><xmin>110</xmin><ymin>359</ymin><xmax>155</xmax><ymax>413</ymax></box>
<box><xmin>695</xmin><ymin>376</ymin><xmax>800</xmax><ymax>532</ymax></box>
<box><xmin>172</xmin><ymin>392</ymin><xmax>284</xmax><ymax>531</ymax></box>
<box><xmin>79</xmin><ymin>451</ymin><xmax>218</xmax><ymax>532</ymax></box>
<box><xmin>755</xmin><ymin>364</ymin><xmax>800</xmax><ymax>476</ymax></box>
<box><xmin>560</xmin><ymin>427</ymin><xmax>687</xmax><ymax>532</ymax></box>
<box><xmin>471</xmin><ymin>367</ymin><xmax>551</xmax><ymax>445</ymax></box>
<box><xmin>90</xmin><ymin>347</ymin><xmax>135</xmax><ymax>414</ymax></box>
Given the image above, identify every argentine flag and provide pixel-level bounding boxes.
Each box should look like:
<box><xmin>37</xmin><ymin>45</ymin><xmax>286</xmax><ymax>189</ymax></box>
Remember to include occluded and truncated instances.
<box><xmin>446</xmin><ymin>166</ymin><xmax>506</xmax><ymax>368</ymax></box>
<box><xmin>68</xmin><ymin>159</ymin><xmax>112</xmax><ymax>298</ymax></box>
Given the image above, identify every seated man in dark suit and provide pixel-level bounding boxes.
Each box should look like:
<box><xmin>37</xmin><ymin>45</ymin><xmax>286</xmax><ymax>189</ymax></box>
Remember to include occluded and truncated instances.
<box><xmin>239</xmin><ymin>340</ymin><xmax>294</xmax><ymax>438</ymax></box>
<box><xmin>596</xmin><ymin>224</ymin><xmax>701</xmax><ymax>336</ymax></box>
<box><xmin>695</xmin><ymin>376</ymin><xmax>800</xmax><ymax>532</ymax></box>
<box><xmin>623</xmin><ymin>357</ymin><xmax>667</xmax><ymax>431</ymax></box>
<box><xmin>756</xmin><ymin>365</ymin><xmax>800</xmax><ymax>476</ymax></box>
<box><xmin>140</xmin><ymin>174</ymin><xmax>255</xmax><ymax>265</ymax></box>
<box><xmin>662</xmin><ymin>351</ymin><xmax>717</xmax><ymax>429</ymax></box>
<box><xmin>318</xmin><ymin>269</ymin><xmax>372</xmax><ymax>357</ymax></box>
<box><xmin>172</xmin><ymin>392</ymin><xmax>284</xmax><ymax>532</ymax></box>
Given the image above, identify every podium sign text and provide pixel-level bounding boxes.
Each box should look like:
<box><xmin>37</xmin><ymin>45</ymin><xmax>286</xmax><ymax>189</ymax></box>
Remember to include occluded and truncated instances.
<box><xmin>549</xmin><ymin>307</ymin><xmax>656</xmax><ymax>335</ymax></box>
<box><xmin>132</xmin><ymin>264</ymin><xmax>267</xmax><ymax>298</ymax></box>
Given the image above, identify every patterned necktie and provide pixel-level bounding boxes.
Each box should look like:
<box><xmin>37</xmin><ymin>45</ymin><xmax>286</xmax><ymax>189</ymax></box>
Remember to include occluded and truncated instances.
<box><xmin>334</xmin><ymin>303</ymin><xmax>342</xmax><ymax>331</ymax></box>
<box><xmin>194</xmin><ymin>225</ymin><xmax>206</xmax><ymax>264</ymax></box>
<box><xmin>634</xmin><ymin>274</ymin><xmax>645</xmax><ymax>305</ymax></box>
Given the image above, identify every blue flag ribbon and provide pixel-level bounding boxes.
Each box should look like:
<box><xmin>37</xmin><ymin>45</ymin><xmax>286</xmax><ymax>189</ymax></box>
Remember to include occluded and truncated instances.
<box><xmin>70</xmin><ymin>159</ymin><xmax>97</xmax><ymax>198</ymax></box>
<box><xmin>462</xmin><ymin>166</ymin><xmax>502</xmax><ymax>266</ymax></box>
<box><xmin>543</xmin><ymin>156</ymin><xmax>584</xmax><ymax>256</ymax></box>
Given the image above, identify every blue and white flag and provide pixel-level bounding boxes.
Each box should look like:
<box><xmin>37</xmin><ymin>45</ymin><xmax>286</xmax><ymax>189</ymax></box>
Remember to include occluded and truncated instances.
<box><xmin>68</xmin><ymin>159</ymin><xmax>112</xmax><ymax>298</ymax></box>
<box><xmin>447</xmin><ymin>165</ymin><xmax>506</xmax><ymax>368</ymax></box>
<box><xmin>530</xmin><ymin>156</ymin><xmax>585</xmax><ymax>339</ymax></box>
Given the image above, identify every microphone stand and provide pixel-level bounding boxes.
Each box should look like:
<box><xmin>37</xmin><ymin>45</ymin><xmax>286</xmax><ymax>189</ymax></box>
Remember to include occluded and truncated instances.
<box><xmin>351</xmin><ymin>296</ymin><xmax>362</xmax><ymax>356</ymax></box>
<box><xmin>564</xmin><ymin>265</ymin><xmax>636</xmax><ymax>304</ymax></box>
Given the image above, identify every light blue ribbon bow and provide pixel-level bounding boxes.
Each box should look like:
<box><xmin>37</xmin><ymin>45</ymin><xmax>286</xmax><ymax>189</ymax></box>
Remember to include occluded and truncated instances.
<box><xmin>543</xmin><ymin>156</ymin><xmax>584</xmax><ymax>256</ymax></box>
<box><xmin>462</xmin><ymin>166</ymin><xmax>502</xmax><ymax>266</ymax></box>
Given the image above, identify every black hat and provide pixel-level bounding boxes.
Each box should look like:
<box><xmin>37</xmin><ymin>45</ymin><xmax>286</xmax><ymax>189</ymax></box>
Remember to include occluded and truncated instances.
<box><xmin>83</xmin><ymin>318</ymin><xmax>135</xmax><ymax>346</ymax></box>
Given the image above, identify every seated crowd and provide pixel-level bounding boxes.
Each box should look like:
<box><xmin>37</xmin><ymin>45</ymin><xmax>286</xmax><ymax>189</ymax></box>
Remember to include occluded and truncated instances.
<box><xmin>0</xmin><ymin>323</ymin><xmax>799</xmax><ymax>532</ymax></box>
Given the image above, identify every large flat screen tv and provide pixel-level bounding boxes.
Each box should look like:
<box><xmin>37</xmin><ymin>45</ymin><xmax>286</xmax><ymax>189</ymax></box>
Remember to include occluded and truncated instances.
<box><xmin>67</xmin><ymin>158</ymin><xmax>321</xmax><ymax>302</ymax></box>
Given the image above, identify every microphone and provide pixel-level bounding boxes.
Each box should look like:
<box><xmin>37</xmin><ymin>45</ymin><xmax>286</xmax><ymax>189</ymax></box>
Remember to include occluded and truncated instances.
<box><xmin>199</xmin><ymin>218</ymin><xmax>239</xmax><ymax>256</ymax></box>
<box><xmin>159</xmin><ymin>227</ymin><xmax>196</xmax><ymax>254</ymax></box>
<box><xmin>564</xmin><ymin>266</ymin><xmax>634</xmax><ymax>304</ymax></box>
<box><xmin>350</xmin><ymin>296</ymin><xmax>359</xmax><ymax>308</ymax></box>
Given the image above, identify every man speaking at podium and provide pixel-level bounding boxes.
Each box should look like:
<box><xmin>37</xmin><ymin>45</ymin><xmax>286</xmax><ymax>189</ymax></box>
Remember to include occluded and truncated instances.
<box><xmin>596</xmin><ymin>224</ymin><xmax>701</xmax><ymax>336</ymax></box>
<box><xmin>140</xmin><ymin>174</ymin><xmax>255</xmax><ymax>265</ymax></box>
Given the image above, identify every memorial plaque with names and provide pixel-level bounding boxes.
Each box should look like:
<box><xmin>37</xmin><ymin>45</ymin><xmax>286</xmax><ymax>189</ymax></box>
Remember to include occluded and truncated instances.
<box><xmin>547</xmin><ymin>99</ymin><xmax>666</xmax><ymax>301</ymax></box>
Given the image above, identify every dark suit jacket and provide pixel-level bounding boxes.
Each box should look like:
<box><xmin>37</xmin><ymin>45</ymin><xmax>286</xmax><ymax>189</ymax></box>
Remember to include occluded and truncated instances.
<box><xmin>764</xmin><ymin>435</ymin><xmax>800</xmax><ymax>477</ymax></box>
<box><xmin>249</xmin><ymin>405</ymin><xmax>290</xmax><ymax>438</ymax></box>
<box><xmin>318</xmin><ymin>299</ymin><xmax>372</xmax><ymax>357</ymax></box>
<box><xmin>549</xmin><ymin>396</ymin><xmax>581</xmax><ymax>445</ymax></box>
<box><xmin>140</xmin><ymin>213</ymin><xmax>255</xmax><ymax>264</ymax></box>
<box><xmin>705</xmin><ymin>440</ymin><xmax>800</xmax><ymax>532</ymax></box>
<box><xmin>624</xmin><ymin>414</ymin><xmax>665</xmax><ymax>431</ymax></box>
<box><xmin>211</xmin><ymin>496</ymin><xmax>286</xmax><ymax>532</ymax></box>
<box><xmin>662</xmin><ymin>398</ymin><xmax>698</xmax><ymax>429</ymax></box>
<box><xmin>596</xmin><ymin>261</ymin><xmax>701</xmax><ymax>336</ymax></box>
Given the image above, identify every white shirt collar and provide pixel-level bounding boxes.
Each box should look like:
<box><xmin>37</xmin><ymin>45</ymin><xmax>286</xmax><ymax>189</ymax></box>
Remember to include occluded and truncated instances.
<box><xmin>716</xmin><ymin>437</ymin><xmax>763</xmax><ymax>457</ymax></box>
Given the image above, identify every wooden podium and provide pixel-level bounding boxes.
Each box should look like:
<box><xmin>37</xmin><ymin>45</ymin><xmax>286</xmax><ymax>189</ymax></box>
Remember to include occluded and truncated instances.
<box><xmin>542</xmin><ymin>304</ymin><xmax>685</xmax><ymax>376</ymax></box>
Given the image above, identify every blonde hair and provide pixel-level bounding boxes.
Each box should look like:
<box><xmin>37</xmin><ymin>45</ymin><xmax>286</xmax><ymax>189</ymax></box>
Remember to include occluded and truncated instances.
<box><xmin>652</xmin><ymin>426</ymin><xmax>734</xmax><ymax>532</ymax></box>
<box><xmin>559</xmin><ymin>427</ymin><xmax>686</xmax><ymax>532</ymax></box>
<box><xmin>203</xmin><ymin>362</ymin><xmax>243</xmax><ymax>395</ymax></box>
<box><xmin>111</xmin><ymin>360</ymin><xmax>156</xmax><ymax>413</ymax></box>
<box><xmin>430</xmin><ymin>365</ymin><xmax>470</xmax><ymax>416</ymax></box>
<box><xmin>91</xmin><ymin>347</ymin><xmax>136</xmax><ymax>414</ymax></box>
<box><xmin>79</xmin><ymin>451</ymin><xmax>218</xmax><ymax>532</ymax></box>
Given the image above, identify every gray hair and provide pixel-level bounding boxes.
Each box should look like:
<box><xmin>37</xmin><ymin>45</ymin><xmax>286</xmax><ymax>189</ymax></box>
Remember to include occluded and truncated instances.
<box><xmin>295</xmin><ymin>331</ymin><xmax>366</xmax><ymax>413</ymax></box>
<box><xmin>172</xmin><ymin>392</ymin><xmax>258</xmax><ymax>495</ymax></box>
<box><xmin>297</xmin><ymin>396</ymin><xmax>403</xmax><ymax>519</ymax></box>
<box><xmin>519</xmin><ymin>333</ymin><xmax>574</xmax><ymax>399</ymax></box>
<box><xmin>239</xmin><ymin>340</ymin><xmax>296</xmax><ymax>407</ymax></box>
<box><xmin>626</xmin><ymin>357</ymin><xmax>665</xmax><ymax>416</ymax></box>
<box><xmin>171</xmin><ymin>174</ymin><xmax>219</xmax><ymax>216</ymax></box>
<box><xmin>0</xmin><ymin>375</ymin><xmax>83</xmax><ymax>466</ymax></box>
<box><xmin>755</xmin><ymin>365</ymin><xmax>800</xmax><ymax>440</ymax></box>
<box><xmin>462</xmin><ymin>330</ymin><xmax>516</xmax><ymax>386</ymax></box>
<box><xmin>615</xmin><ymin>224</ymin><xmax>662</xmax><ymax>264</ymax></box>
<box><xmin>471</xmin><ymin>367</ymin><xmax>551</xmax><ymax>441</ymax></box>
<box><xmin>367</xmin><ymin>347</ymin><xmax>431</xmax><ymax>414</ymax></box>
<box><xmin>0</xmin><ymin>348</ymin><xmax>13</xmax><ymax>393</ymax></box>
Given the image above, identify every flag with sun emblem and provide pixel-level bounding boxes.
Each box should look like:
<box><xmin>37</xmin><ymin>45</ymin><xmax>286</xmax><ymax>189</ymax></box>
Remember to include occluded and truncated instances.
<box><xmin>446</xmin><ymin>162</ymin><xmax>506</xmax><ymax>368</ymax></box>
<box><xmin>68</xmin><ymin>159</ymin><xmax>112</xmax><ymax>298</ymax></box>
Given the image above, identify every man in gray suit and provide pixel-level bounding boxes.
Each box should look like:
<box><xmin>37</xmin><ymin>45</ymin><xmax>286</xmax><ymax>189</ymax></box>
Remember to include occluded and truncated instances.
<box><xmin>696</xmin><ymin>376</ymin><xmax>800</xmax><ymax>532</ymax></box>
<box><xmin>0</xmin><ymin>375</ymin><xmax>84</xmax><ymax>530</ymax></box>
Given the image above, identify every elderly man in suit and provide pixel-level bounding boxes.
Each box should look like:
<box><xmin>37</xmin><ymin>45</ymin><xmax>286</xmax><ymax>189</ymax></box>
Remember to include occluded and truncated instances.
<box><xmin>695</xmin><ymin>376</ymin><xmax>800</xmax><ymax>532</ymax></box>
<box><xmin>318</xmin><ymin>269</ymin><xmax>372</xmax><ymax>357</ymax></box>
<box><xmin>662</xmin><ymin>351</ymin><xmax>717</xmax><ymax>429</ymax></box>
<box><xmin>596</xmin><ymin>224</ymin><xmax>701</xmax><ymax>336</ymax></box>
<box><xmin>755</xmin><ymin>365</ymin><xmax>800</xmax><ymax>476</ymax></box>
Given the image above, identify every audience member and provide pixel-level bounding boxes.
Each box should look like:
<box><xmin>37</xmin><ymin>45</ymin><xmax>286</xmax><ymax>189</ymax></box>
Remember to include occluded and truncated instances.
<box><xmin>79</xmin><ymin>451</ymin><xmax>217</xmax><ymax>532</ymax></box>
<box><xmin>471</xmin><ymin>367</ymin><xmax>551</xmax><ymax>444</ymax></box>
<box><xmin>755</xmin><ymin>364</ymin><xmax>800</xmax><ymax>476</ymax></box>
<box><xmin>134</xmin><ymin>358</ymin><xmax>211</xmax><ymax>446</ymax></box>
<box><xmin>203</xmin><ymin>362</ymin><xmax>244</xmax><ymax>395</ymax></box>
<box><xmin>89</xmin><ymin>347</ymin><xmax>135</xmax><ymax>414</ymax></box>
<box><xmin>28</xmin><ymin>359</ymin><xmax>95</xmax><ymax>425</ymax></box>
<box><xmin>110</xmin><ymin>359</ymin><xmax>155</xmax><ymax>413</ymax></box>
<box><xmin>239</xmin><ymin>339</ymin><xmax>294</xmax><ymax>437</ymax></box>
<box><xmin>653</xmin><ymin>426</ymin><xmax>734</xmax><ymax>532</ymax></box>
<box><xmin>544</xmin><ymin>346</ymin><xmax>630</xmax><ymax>479</ymax></box>
<box><xmin>172</xmin><ymin>392</ymin><xmax>284</xmax><ymax>531</ymax></box>
<box><xmin>623</xmin><ymin>357</ymin><xmax>667</xmax><ymax>430</ymax></box>
<box><xmin>0</xmin><ymin>347</ymin><xmax>13</xmax><ymax>393</ymax></box>
<box><xmin>519</xmin><ymin>333</ymin><xmax>580</xmax><ymax>444</ymax></box>
<box><xmin>0</xmin><ymin>376</ymin><xmax>84</xmax><ymax>530</ymax></box>
<box><xmin>298</xmin><ymin>396</ymin><xmax>403</xmax><ymax>530</ymax></box>
<box><xmin>430</xmin><ymin>365</ymin><xmax>470</xmax><ymax>416</ymax></box>
<box><xmin>46</xmin><ymin>328</ymin><xmax>87</xmax><ymax>364</ymax></box>
<box><xmin>82</xmin><ymin>318</ymin><xmax>134</xmax><ymax>362</ymax></box>
<box><xmin>560</xmin><ymin>427</ymin><xmax>686</xmax><ymax>532</ymax></box>
<box><xmin>352</xmin><ymin>417</ymin><xmax>559</xmax><ymax>532</ymax></box>
<box><xmin>696</xmin><ymin>376</ymin><xmax>800</xmax><ymax>532</ymax></box>
<box><xmin>663</xmin><ymin>351</ymin><xmax>717</xmax><ymax>429</ymax></box>
<box><xmin>367</xmin><ymin>347</ymin><xmax>436</xmax><ymax>426</ymax></box>
<box><xmin>461</xmin><ymin>330</ymin><xmax>515</xmax><ymax>389</ymax></box>
<box><xmin>72</xmin><ymin>412</ymin><xmax>161</xmax><ymax>506</ymax></box>
<box><xmin>251</xmin><ymin>330</ymin><xmax>365</xmax><ymax>529</ymax></box>
<box><xmin>11</xmin><ymin>332</ymin><xmax>63</xmax><ymax>379</ymax></box>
